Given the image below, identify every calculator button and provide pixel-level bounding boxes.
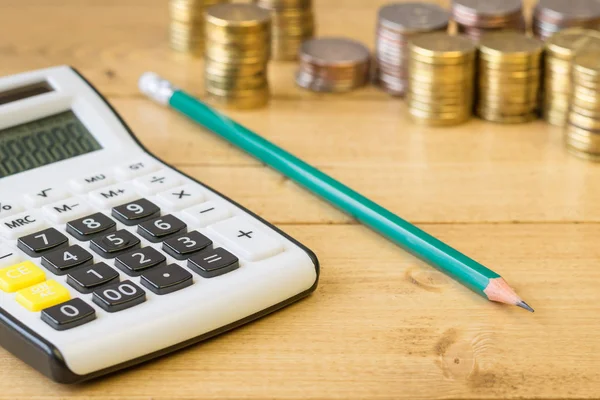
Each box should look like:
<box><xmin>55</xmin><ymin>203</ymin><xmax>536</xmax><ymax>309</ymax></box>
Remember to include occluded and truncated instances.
<box><xmin>162</xmin><ymin>231</ymin><xmax>212</xmax><ymax>260</ymax></box>
<box><xmin>137</xmin><ymin>215</ymin><xmax>187</xmax><ymax>243</ymax></box>
<box><xmin>16</xmin><ymin>280</ymin><xmax>71</xmax><ymax>312</ymax></box>
<box><xmin>0</xmin><ymin>200</ymin><xmax>22</xmax><ymax>219</ymax></box>
<box><xmin>112</xmin><ymin>199</ymin><xmax>160</xmax><ymax>226</ymax></box>
<box><xmin>156</xmin><ymin>184</ymin><xmax>206</xmax><ymax>211</ymax></box>
<box><xmin>115</xmin><ymin>247</ymin><xmax>167</xmax><ymax>276</ymax></box>
<box><xmin>207</xmin><ymin>217</ymin><xmax>284</xmax><ymax>261</ymax></box>
<box><xmin>0</xmin><ymin>211</ymin><xmax>47</xmax><ymax>240</ymax></box>
<box><xmin>133</xmin><ymin>169</ymin><xmax>182</xmax><ymax>195</ymax></box>
<box><xmin>41</xmin><ymin>245</ymin><xmax>94</xmax><ymax>275</ymax></box>
<box><xmin>70</xmin><ymin>172</ymin><xmax>115</xmax><ymax>193</ymax></box>
<box><xmin>24</xmin><ymin>187</ymin><xmax>69</xmax><ymax>208</ymax></box>
<box><xmin>66</xmin><ymin>212</ymin><xmax>116</xmax><ymax>241</ymax></box>
<box><xmin>89</xmin><ymin>183</ymin><xmax>139</xmax><ymax>208</ymax></box>
<box><xmin>41</xmin><ymin>298</ymin><xmax>96</xmax><ymax>331</ymax></box>
<box><xmin>92</xmin><ymin>280</ymin><xmax>146</xmax><ymax>313</ymax></box>
<box><xmin>115</xmin><ymin>159</ymin><xmax>160</xmax><ymax>180</ymax></box>
<box><xmin>181</xmin><ymin>201</ymin><xmax>232</xmax><ymax>228</ymax></box>
<box><xmin>67</xmin><ymin>262</ymin><xmax>120</xmax><ymax>294</ymax></box>
<box><xmin>17</xmin><ymin>228</ymin><xmax>69</xmax><ymax>257</ymax></box>
<box><xmin>90</xmin><ymin>230</ymin><xmax>141</xmax><ymax>259</ymax></box>
<box><xmin>140</xmin><ymin>264</ymin><xmax>193</xmax><ymax>295</ymax></box>
<box><xmin>0</xmin><ymin>243</ymin><xmax>21</xmax><ymax>268</ymax></box>
<box><xmin>42</xmin><ymin>198</ymin><xmax>93</xmax><ymax>224</ymax></box>
<box><xmin>188</xmin><ymin>248</ymin><xmax>240</xmax><ymax>278</ymax></box>
<box><xmin>0</xmin><ymin>261</ymin><xmax>46</xmax><ymax>293</ymax></box>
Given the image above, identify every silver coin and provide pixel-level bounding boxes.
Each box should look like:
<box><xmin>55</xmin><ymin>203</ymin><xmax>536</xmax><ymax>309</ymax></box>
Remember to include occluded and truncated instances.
<box><xmin>452</xmin><ymin>0</ymin><xmax>523</xmax><ymax>18</ymax></box>
<box><xmin>299</xmin><ymin>37</ymin><xmax>370</xmax><ymax>67</ymax></box>
<box><xmin>378</xmin><ymin>3</ymin><xmax>450</xmax><ymax>33</ymax></box>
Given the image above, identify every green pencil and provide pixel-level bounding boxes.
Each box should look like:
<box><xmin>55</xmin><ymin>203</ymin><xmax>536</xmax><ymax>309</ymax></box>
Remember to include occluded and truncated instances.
<box><xmin>139</xmin><ymin>72</ymin><xmax>533</xmax><ymax>312</ymax></box>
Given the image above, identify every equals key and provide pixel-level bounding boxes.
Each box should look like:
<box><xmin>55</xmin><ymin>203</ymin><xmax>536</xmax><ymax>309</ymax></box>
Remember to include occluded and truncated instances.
<box><xmin>188</xmin><ymin>248</ymin><xmax>239</xmax><ymax>278</ymax></box>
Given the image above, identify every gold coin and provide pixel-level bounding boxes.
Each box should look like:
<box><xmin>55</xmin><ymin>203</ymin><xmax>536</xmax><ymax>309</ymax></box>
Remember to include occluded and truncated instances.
<box><xmin>571</xmin><ymin>93</ymin><xmax>600</xmax><ymax>111</ymax></box>
<box><xmin>408</xmin><ymin>108</ymin><xmax>472</xmax><ymax>126</ymax></box>
<box><xmin>566</xmin><ymin>132</ymin><xmax>600</xmax><ymax>150</ymax></box>
<box><xmin>543</xmin><ymin>109</ymin><xmax>568</xmax><ymax>127</ymax></box>
<box><xmin>407</xmin><ymin>98</ymin><xmax>470</xmax><ymax>113</ymax></box>
<box><xmin>573</xmin><ymin>48</ymin><xmax>600</xmax><ymax>80</ymax></box>
<box><xmin>479</xmin><ymin>31</ymin><xmax>544</xmax><ymax>61</ymax></box>
<box><xmin>476</xmin><ymin>109</ymin><xmax>539</xmax><ymax>124</ymax></box>
<box><xmin>409</xmin><ymin>33</ymin><xmax>476</xmax><ymax>63</ymax></box>
<box><xmin>565</xmin><ymin>145</ymin><xmax>600</xmax><ymax>161</ymax></box>
<box><xmin>206</xmin><ymin>3</ymin><xmax>271</xmax><ymax>32</ymax></box>
<box><xmin>545</xmin><ymin>28</ymin><xmax>600</xmax><ymax>60</ymax></box>
<box><xmin>569</xmin><ymin>111</ymin><xmax>600</xmax><ymax>130</ymax></box>
<box><xmin>204</xmin><ymin>91</ymin><xmax>269</xmax><ymax>110</ymax></box>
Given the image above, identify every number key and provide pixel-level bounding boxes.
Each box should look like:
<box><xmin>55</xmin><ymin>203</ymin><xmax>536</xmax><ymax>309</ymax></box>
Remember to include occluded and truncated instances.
<box><xmin>41</xmin><ymin>298</ymin><xmax>96</xmax><ymax>331</ymax></box>
<box><xmin>17</xmin><ymin>228</ymin><xmax>68</xmax><ymax>257</ymax></box>
<box><xmin>162</xmin><ymin>231</ymin><xmax>212</xmax><ymax>260</ymax></box>
<box><xmin>67</xmin><ymin>213</ymin><xmax>116</xmax><ymax>241</ymax></box>
<box><xmin>66</xmin><ymin>262</ymin><xmax>120</xmax><ymax>294</ymax></box>
<box><xmin>93</xmin><ymin>280</ymin><xmax>146</xmax><ymax>313</ymax></box>
<box><xmin>90</xmin><ymin>230</ymin><xmax>141</xmax><ymax>259</ymax></box>
<box><xmin>115</xmin><ymin>247</ymin><xmax>166</xmax><ymax>276</ymax></box>
<box><xmin>41</xmin><ymin>245</ymin><xmax>94</xmax><ymax>275</ymax></box>
<box><xmin>112</xmin><ymin>199</ymin><xmax>160</xmax><ymax>226</ymax></box>
<box><xmin>137</xmin><ymin>215</ymin><xmax>186</xmax><ymax>243</ymax></box>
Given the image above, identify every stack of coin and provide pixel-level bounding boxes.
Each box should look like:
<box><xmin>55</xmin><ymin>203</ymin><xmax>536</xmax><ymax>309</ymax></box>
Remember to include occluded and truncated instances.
<box><xmin>296</xmin><ymin>37</ymin><xmax>370</xmax><ymax>92</ymax></box>
<box><xmin>532</xmin><ymin>0</ymin><xmax>600</xmax><ymax>41</ymax></box>
<box><xmin>544</xmin><ymin>28</ymin><xmax>600</xmax><ymax>126</ymax></box>
<box><xmin>476</xmin><ymin>31</ymin><xmax>544</xmax><ymax>123</ymax></box>
<box><xmin>451</xmin><ymin>0</ymin><xmax>525</xmax><ymax>42</ymax></box>
<box><xmin>254</xmin><ymin>0</ymin><xmax>315</xmax><ymax>61</ymax></box>
<box><xmin>204</xmin><ymin>4</ymin><xmax>271</xmax><ymax>109</ymax></box>
<box><xmin>566</xmin><ymin>48</ymin><xmax>600</xmax><ymax>160</ymax></box>
<box><xmin>407</xmin><ymin>33</ymin><xmax>477</xmax><ymax>126</ymax></box>
<box><xmin>169</xmin><ymin>0</ymin><xmax>228</xmax><ymax>54</ymax></box>
<box><xmin>374</xmin><ymin>3</ymin><xmax>450</xmax><ymax>97</ymax></box>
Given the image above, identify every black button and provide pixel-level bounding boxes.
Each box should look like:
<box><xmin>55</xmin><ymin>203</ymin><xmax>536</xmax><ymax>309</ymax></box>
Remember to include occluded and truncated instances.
<box><xmin>162</xmin><ymin>231</ymin><xmax>212</xmax><ymax>260</ymax></box>
<box><xmin>115</xmin><ymin>247</ymin><xmax>166</xmax><ymax>276</ymax></box>
<box><xmin>66</xmin><ymin>262</ymin><xmax>120</xmax><ymax>294</ymax></box>
<box><xmin>41</xmin><ymin>298</ymin><xmax>96</xmax><ymax>331</ymax></box>
<box><xmin>112</xmin><ymin>199</ymin><xmax>160</xmax><ymax>226</ymax></box>
<box><xmin>67</xmin><ymin>213</ymin><xmax>116</xmax><ymax>241</ymax></box>
<box><xmin>92</xmin><ymin>280</ymin><xmax>146</xmax><ymax>313</ymax></box>
<box><xmin>188</xmin><ymin>247</ymin><xmax>239</xmax><ymax>278</ymax></box>
<box><xmin>17</xmin><ymin>228</ymin><xmax>68</xmax><ymax>257</ymax></box>
<box><xmin>90</xmin><ymin>230</ymin><xmax>141</xmax><ymax>258</ymax></box>
<box><xmin>41</xmin><ymin>245</ymin><xmax>94</xmax><ymax>275</ymax></box>
<box><xmin>137</xmin><ymin>215</ymin><xmax>186</xmax><ymax>243</ymax></box>
<box><xmin>140</xmin><ymin>264</ymin><xmax>193</xmax><ymax>295</ymax></box>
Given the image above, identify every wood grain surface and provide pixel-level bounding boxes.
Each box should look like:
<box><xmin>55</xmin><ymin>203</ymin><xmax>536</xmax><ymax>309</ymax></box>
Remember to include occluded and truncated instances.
<box><xmin>1</xmin><ymin>0</ymin><xmax>599</xmax><ymax>399</ymax></box>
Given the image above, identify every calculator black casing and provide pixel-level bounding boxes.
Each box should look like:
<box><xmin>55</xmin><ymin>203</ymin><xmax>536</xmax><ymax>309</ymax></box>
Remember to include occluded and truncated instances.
<box><xmin>0</xmin><ymin>67</ymin><xmax>320</xmax><ymax>383</ymax></box>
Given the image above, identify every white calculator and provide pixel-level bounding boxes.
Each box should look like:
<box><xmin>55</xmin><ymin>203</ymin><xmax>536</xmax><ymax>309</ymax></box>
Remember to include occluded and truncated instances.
<box><xmin>0</xmin><ymin>66</ymin><xmax>319</xmax><ymax>383</ymax></box>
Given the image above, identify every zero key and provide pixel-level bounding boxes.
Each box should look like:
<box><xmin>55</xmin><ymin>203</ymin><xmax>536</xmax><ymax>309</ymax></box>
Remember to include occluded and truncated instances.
<box><xmin>41</xmin><ymin>298</ymin><xmax>96</xmax><ymax>331</ymax></box>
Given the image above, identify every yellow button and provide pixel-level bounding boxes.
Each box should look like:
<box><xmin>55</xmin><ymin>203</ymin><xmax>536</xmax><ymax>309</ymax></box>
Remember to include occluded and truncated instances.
<box><xmin>16</xmin><ymin>280</ymin><xmax>71</xmax><ymax>312</ymax></box>
<box><xmin>0</xmin><ymin>261</ymin><xmax>46</xmax><ymax>293</ymax></box>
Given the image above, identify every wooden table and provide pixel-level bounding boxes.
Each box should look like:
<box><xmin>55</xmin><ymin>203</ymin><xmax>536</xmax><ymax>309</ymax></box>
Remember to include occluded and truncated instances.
<box><xmin>1</xmin><ymin>0</ymin><xmax>599</xmax><ymax>398</ymax></box>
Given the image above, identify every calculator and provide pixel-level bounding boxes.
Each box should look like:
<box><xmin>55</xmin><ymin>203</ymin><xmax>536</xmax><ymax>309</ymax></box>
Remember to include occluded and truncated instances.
<box><xmin>0</xmin><ymin>66</ymin><xmax>319</xmax><ymax>383</ymax></box>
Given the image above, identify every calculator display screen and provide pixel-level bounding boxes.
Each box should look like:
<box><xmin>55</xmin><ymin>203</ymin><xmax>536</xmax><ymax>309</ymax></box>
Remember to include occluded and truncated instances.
<box><xmin>0</xmin><ymin>110</ymin><xmax>102</xmax><ymax>178</ymax></box>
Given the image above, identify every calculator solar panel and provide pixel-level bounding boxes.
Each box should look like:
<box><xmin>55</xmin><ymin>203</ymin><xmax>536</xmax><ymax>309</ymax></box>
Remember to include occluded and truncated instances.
<box><xmin>0</xmin><ymin>66</ymin><xmax>319</xmax><ymax>383</ymax></box>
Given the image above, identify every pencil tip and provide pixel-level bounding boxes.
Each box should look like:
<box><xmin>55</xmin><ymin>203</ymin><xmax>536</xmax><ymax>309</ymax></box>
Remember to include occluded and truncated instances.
<box><xmin>517</xmin><ymin>301</ymin><xmax>534</xmax><ymax>313</ymax></box>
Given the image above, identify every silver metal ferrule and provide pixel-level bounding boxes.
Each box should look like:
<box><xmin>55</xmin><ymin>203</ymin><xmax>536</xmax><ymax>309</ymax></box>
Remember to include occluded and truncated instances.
<box><xmin>138</xmin><ymin>72</ymin><xmax>178</xmax><ymax>105</ymax></box>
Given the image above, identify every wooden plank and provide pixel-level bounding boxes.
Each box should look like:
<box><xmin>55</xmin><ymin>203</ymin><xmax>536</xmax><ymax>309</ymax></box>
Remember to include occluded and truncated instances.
<box><xmin>0</xmin><ymin>223</ymin><xmax>597</xmax><ymax>400</ymax></box>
